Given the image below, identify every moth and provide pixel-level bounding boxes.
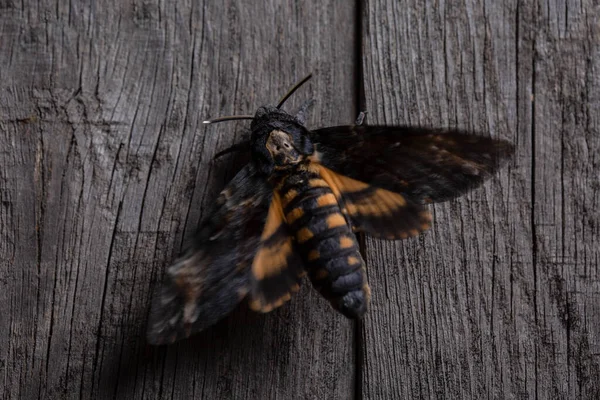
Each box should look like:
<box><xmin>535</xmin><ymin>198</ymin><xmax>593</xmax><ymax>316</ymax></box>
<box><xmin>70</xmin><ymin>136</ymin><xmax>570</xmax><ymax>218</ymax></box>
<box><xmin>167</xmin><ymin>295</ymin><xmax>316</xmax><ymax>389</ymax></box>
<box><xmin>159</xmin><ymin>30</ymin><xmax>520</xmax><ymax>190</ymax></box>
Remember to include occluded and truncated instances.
<box><xmin>147</xmin><ymin>74</ymin><xmax>514</xmax><ymax>344</ymax></box>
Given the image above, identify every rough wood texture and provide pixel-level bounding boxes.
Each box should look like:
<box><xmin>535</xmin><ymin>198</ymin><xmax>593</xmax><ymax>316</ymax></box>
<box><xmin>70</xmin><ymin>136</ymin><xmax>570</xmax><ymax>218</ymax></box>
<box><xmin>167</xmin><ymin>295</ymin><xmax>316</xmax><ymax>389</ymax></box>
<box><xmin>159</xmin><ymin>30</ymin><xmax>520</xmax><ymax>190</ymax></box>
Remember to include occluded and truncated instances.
<box><xmin>0</xmin><ymin>1</ymin><xmax>356</xmax><ymax>399</ymax></box>
<box><xmin>3</xmin><ymin>0</ymin><xmax>599</xmax><ymax>399</ymax></box>
<box><xmin>361</xmin><ymin>0</ymin><xmax>600</xmax><ymax>398</ymax></box>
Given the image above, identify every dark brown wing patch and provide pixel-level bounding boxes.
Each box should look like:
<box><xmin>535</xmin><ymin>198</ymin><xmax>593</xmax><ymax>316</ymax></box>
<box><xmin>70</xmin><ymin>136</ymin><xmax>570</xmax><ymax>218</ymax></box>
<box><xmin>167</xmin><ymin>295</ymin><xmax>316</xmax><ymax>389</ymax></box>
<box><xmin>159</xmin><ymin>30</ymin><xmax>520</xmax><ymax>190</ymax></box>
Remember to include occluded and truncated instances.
<box><xmin>147</xmin><ymin>165</ymin><xmax>272</xmax><ymax>345</ymax></box>
<box><xmin>312</xmin><ymin>125</ymin><xmax>514</xmax><ymax>204</ymax></box>
<box><xmin>249</xmin><ymin>192</ymin><xmax>305</xmax><ymax>313</ymax></box>
<box><xmin>317</xmin><ymin>164</ymin><xmax>432</xmax><ymax>239</ymax></box>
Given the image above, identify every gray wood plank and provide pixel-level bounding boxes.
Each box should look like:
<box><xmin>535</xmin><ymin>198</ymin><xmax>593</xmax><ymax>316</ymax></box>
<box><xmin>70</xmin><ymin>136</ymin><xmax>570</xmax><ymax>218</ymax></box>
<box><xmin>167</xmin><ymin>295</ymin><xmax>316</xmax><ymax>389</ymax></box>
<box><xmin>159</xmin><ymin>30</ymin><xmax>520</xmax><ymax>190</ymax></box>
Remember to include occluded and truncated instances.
<box><xmin>360</xmin><ymin>0</ymin><xmax>600</xmax><ymax>398</ymax></box>
<box><xmin>0</xmin><ymin>1</ymin><xmax>357</xmax><ymax>399</ymax></box>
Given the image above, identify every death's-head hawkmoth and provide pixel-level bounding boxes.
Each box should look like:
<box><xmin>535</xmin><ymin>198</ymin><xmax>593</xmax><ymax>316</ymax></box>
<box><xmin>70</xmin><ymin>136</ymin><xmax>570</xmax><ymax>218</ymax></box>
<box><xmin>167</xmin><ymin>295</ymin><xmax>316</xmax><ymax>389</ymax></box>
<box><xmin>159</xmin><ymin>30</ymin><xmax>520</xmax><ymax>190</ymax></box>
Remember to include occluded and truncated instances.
<box><xmin>147</xmin><ymin>74</ymin><xmax>514</xmax><ymax>344</ymax></box>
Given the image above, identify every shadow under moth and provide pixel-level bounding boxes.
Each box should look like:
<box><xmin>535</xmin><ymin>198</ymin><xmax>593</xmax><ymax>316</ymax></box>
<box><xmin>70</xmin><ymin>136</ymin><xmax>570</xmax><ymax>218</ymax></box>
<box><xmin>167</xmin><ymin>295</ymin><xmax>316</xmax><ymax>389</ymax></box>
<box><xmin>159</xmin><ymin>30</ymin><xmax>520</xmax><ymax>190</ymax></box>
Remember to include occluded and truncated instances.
<box><xmin>147</xmin><ymin>74</ymin><xmax>514</xmax><ymax>345</ymax></box>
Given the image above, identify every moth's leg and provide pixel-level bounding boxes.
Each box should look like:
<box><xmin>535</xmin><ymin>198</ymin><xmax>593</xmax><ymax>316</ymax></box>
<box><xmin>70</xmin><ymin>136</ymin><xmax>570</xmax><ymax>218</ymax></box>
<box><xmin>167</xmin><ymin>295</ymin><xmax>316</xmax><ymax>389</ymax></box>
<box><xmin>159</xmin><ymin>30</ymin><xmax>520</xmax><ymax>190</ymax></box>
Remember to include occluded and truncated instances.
<box><xmin>294</xmin><ymin>99</ymin><xmax>315</xmax><ymax>125</ymax></box>
<box><xmin>213</xmin><ymin>141</ymin><xmax>252</xmax><ymax>159</ymax></box>
<box><xmin>354</xmin><ymin>111</ymin><xmax>368</xmax><ymax>126</ymax></box>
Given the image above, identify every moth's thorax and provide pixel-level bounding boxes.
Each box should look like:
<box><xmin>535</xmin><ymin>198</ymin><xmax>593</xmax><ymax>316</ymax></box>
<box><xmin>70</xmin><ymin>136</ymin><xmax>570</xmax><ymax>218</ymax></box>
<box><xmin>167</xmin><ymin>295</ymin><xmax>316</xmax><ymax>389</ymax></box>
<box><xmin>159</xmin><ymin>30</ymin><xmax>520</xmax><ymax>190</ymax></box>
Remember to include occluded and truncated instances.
<box><xmin>266</xmin><ymin>130</ymin><xmax>304</xmax><ymax>167</ymax></box>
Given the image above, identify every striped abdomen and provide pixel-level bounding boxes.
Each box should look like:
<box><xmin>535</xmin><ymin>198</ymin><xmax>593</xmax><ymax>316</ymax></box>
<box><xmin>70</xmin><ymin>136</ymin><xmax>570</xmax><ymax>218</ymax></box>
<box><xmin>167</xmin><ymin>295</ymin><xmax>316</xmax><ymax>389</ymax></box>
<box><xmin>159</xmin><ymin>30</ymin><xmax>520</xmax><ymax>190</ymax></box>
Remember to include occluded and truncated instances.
<box><xmin>279</xmin><ymin>168</ymin><xmax>370</xmax><ymax>318</ymax></box>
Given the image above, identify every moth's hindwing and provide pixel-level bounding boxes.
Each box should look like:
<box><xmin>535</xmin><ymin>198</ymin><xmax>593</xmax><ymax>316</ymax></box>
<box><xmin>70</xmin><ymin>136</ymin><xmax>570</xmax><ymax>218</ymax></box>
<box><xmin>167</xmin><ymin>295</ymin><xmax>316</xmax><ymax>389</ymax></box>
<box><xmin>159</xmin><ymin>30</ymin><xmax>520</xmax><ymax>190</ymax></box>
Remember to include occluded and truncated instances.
<box><xmin>249</xmin><ymin>192</ymin><xmax>305</xmax><ymax>312</ymax></box>
<box><xmin>315</xmin><ymin>164</ymin><xmax>432</xmax><ymax>239</ymax></box>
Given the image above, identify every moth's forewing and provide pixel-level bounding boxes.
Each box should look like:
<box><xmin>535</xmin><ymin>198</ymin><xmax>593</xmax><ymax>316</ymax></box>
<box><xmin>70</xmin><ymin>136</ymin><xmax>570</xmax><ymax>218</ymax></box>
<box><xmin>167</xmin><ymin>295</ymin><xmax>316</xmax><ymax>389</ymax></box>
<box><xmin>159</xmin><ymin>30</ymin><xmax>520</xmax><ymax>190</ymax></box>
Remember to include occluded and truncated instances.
<box><xmin>312</xmin><ymin>125</ymin><xmax>514</xmax><ymax>204</ymax></box>
<box><xmin>147</xmin><ymin>165</ymin><xmax>271</xmax><ymax>344</ymax></box>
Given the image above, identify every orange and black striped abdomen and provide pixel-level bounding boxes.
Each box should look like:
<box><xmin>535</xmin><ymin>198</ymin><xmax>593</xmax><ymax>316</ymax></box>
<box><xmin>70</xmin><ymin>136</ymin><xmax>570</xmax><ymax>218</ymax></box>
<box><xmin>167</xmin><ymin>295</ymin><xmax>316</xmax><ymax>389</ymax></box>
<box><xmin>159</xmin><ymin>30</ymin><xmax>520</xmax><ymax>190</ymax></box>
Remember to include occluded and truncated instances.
<box><xmin>279</xmin><ymin>169</ymin><xmax>370</xmax><ymax>318</ymax></box>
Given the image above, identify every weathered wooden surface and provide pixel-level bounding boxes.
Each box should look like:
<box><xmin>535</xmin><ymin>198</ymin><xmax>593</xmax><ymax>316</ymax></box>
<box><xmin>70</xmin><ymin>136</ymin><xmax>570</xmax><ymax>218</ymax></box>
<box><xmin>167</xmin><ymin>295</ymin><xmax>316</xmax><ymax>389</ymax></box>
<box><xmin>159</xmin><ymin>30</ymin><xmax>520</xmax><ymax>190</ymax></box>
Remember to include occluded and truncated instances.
<box><xmin>361</xmin><ymin>0</ymin><xmax>600</xmax><ymax>398</ymax></box>
<box><xmin>0</xmin><ymin>1</ymin><xmax>356</xmax><ymax>399</ymax></box>
<box><xmin>2</xmin><ymin>0</ymin><xmax>599</xmax><ymax>399</ymax></box>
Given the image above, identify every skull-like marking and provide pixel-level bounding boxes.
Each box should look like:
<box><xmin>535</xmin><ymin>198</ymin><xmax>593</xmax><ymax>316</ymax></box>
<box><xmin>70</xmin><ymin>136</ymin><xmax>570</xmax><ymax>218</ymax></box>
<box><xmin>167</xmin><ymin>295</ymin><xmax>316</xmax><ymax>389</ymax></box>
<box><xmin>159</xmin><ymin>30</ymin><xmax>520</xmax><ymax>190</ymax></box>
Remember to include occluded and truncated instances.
<box><xmin>266</xmin><ymin>130</ymin><xmax>302</xmax><ymax>166</ymax></box>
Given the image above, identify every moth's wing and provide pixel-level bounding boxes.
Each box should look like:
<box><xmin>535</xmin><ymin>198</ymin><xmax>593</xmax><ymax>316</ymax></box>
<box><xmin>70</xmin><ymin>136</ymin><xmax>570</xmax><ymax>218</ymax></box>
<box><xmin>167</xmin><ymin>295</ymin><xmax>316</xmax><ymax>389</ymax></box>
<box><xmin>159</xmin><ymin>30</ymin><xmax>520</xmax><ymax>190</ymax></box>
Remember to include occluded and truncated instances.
<box><xmin>311</xmin><ymin>125</ymin><xmax>514</xmax><ymax>204</ymax></box>
<box><xmin>316</xmin><ymin>164</ymin><xmax>432</xmax><ymax>239</ymax></box>
<box><xmin>147</xmin><ymin>165</ymin><xmax>304</xmax><ymax>345</ymax></box>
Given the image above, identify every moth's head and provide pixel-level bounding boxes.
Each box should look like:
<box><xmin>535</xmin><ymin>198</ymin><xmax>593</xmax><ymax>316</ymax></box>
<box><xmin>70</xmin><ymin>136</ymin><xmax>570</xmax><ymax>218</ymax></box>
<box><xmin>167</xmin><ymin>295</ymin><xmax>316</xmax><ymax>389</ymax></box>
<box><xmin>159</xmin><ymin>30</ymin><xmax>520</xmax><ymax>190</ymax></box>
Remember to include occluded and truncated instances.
<box><xmin>249</xmin><ymin>105</ymin><xmax>313</xmax><ymax>174</ymax></box>
<box><xmin>203</xmin><ymin>74</ymin><xmax>315</xmax><ymax>175</ymax></box>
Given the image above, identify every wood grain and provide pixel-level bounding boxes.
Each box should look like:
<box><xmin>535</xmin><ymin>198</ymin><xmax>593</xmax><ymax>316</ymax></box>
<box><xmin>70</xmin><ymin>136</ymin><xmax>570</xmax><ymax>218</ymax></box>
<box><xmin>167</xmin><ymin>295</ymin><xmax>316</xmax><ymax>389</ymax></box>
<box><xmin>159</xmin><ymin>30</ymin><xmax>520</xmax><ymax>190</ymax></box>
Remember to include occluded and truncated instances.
<box><xmin>3</xmin><ymin>0</ymin><xmax>599</xmax><ymax>398</ymax></box>
<box><xmin>0</xmin><ymin>1</ymin><xmax>356</xmax><ymax>399</ymax></box>
<box><xmin>361</xmin><ymin>0</ymin><xmax>600</xmax><ymax>398</ymax></box>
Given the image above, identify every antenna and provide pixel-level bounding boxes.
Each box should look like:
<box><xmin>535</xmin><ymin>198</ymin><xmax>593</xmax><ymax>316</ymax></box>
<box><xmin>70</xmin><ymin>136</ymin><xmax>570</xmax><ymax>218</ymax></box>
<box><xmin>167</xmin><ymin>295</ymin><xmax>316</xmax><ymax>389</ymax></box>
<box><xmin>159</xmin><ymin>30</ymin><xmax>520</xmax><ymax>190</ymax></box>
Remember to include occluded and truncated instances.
<box><xmin>202</xmin><ymin>115</ymin><xmax>254</xmax><ymax>125</ymax></box>
<box><xmin>203</xmin><ymin>73</ymin><xmax>313</xmax><ymax>123</ymax></box>
<box><xmin>276</xmin><ymin>73</ymin><xmax>313</xmax><ymax>109</ymax></box>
